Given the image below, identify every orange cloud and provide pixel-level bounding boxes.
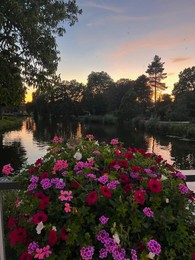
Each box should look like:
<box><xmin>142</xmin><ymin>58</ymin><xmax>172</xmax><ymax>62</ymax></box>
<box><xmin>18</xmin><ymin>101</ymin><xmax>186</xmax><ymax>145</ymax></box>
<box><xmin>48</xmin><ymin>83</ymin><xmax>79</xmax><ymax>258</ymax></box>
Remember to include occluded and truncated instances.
<box><xmin>171</xmin><ymin>57</ymin><xmax>190</xmax><ymax>63</ymax></box>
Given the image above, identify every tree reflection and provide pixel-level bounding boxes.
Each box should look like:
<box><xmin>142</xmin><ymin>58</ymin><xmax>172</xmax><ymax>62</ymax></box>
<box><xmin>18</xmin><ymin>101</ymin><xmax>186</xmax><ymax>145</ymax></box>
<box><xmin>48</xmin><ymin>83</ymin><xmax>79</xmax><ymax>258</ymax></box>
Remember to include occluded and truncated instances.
<box><xmin>0</xmin><ymin>134</ymin><xmax>26</xmax><ymax>176</ymax></box>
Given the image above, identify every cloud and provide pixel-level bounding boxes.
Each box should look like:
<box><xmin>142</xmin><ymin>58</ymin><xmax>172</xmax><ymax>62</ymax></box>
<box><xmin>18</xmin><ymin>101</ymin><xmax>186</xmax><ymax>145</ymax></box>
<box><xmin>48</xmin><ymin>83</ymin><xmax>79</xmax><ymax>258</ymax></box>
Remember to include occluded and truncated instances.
<box><xmin>171</xmin><ymin>57</ymin><xmax>190</xmax><ymax>63</ymax></box>
<box><xmin>108</xmin><ymin>24</ymin><xmax>195</xmax><ymax>59</ymax></box>
<box><xmin>82</xmin><ymin>2</ymin><xmax>123</xmax><ymax>14</ymax></box>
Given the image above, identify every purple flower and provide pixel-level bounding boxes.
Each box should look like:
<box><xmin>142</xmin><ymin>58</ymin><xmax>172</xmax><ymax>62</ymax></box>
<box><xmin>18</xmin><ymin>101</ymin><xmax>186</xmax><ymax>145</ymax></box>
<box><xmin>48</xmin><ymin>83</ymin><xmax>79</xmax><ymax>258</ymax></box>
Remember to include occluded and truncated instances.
<box><xmin>27</xmin><ymin>183</ymin><xmax>37</xmax><ymax>191</ymax></box>
<box><xmin>98</xmin><ymin>176</ymin><xmax>109</xmax><ymax>184</ymax></box>
<box><xmin>56</xmin><ymin>181</ymin><xmax>65</xmax><ymax>189</ymax></box>
<box><xmin>40</xmin><ymin>178</ymin><xmax>52</xmax><ymax>190</ymax></box>
<box><xmin>93</xmin><ymin>150</ymin><xmax>101</xmax><ymax>155</ymax></box>
<box><xmin>51</xmin><ymin>178</ymin><xmax>60</xmax><ymax>184</ymax></box>
<box><xmin>143</xmin><ymin>207</ymin><xmax>154</xmax><ymax>218</ymax></box>
<box><xmin>30</xmin><ymin>176</ymin><xmax>39</xmax><ymax>183</ymax></box>
<box><xmin>99</xmin><ymin>216</ymin><xmax>109</xmax><ymax>224</ymax></box>
<box><xmin>131</xmin><ymin>249</ymin><xmax>138</xmax><ymax>260</ymax></box>
<box><xmin>147</xmin><ymin>239</ymin><xmax>161</xmax><ymax>255</ymax></box>
<box><xmin>107</xmin><ymin>180</ymin><xmax>120</xmax><ymax>190</ymax></box>
<box><xmin>99</xmin><ymin>248</ymin><xmax>108</xmax><ymax>259</ymax></box>
<box><xmin>175</xmin><ymin>171</ymin><xmax>186</xmax><ymax>180</ymax></box>
<box><xmin>80</xmin><ymin>246</ymin><xmax>94</xmax><ymax>260</ymax></box>
<box><xmin>28</xmin><ymin>241</ymin><xmax>39</xmax><ymax>254</ymax></box>
<box><xmin>130</xmin><ymin>173</ymin><xmax>139</xmax><ymax>179</ymax></box>
<box><xmin>97</xmin><ymin>230</ymin><xmax>109</xmax><ymax>243</ymax></box>
<box><xmin>178</xmin><ymin>183</ymin><xmax>188</xmax><ymax>194</ymax></box>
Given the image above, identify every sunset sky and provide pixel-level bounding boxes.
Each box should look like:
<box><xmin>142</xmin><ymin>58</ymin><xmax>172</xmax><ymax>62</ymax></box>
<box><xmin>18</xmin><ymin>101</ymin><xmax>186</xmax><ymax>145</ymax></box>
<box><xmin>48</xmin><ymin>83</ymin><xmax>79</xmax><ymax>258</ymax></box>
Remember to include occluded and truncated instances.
<box><xmin>26</xmin><ymin>0</ymin><xmax>195</xmax><ymax>102</ymax></box>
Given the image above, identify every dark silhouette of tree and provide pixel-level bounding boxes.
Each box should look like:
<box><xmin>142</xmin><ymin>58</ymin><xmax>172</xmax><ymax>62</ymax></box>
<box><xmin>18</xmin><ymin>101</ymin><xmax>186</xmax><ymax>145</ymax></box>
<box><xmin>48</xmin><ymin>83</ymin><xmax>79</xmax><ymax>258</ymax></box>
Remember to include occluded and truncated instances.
<box><xmin>133</xmin><ymin>75</ymin><xmax>152</xmax><ymax>116</ymax></box>
<box><xmin>0</xmin><ymin>0</ymin><xmax>82</xmax><ymax>118</ymax></box>
<box><xmin>172</xmin><ymin>67</ymin><xmax>195</xmax><ymax>120</ymax></box>
<box><xmin>146</xmin><ymin>55</ymin><xmax>167</xmax><ymax>113</ymax></box>
<box><xmin>156</xmin><ymin>94</ymin><xmax>173</xmax><ymax>120</ymax></box>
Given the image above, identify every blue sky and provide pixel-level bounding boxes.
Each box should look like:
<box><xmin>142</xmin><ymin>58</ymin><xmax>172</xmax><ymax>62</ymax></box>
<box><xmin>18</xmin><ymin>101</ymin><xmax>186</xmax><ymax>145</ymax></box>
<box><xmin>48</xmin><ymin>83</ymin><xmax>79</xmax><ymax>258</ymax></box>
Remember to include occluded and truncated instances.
<box><xmin>26</xmin><ymin>0</ymin><xmax>195</xmax><ymax>101</ymax></box>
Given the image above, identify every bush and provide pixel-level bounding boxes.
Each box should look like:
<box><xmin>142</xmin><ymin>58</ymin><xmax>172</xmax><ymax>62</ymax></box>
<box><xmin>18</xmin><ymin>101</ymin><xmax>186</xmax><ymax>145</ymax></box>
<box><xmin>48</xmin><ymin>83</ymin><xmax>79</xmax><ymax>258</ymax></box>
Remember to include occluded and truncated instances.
<box><xmin>2</xmin><ymin>136</ymin><xmax>195</xmax><ymax>259</ymax></box>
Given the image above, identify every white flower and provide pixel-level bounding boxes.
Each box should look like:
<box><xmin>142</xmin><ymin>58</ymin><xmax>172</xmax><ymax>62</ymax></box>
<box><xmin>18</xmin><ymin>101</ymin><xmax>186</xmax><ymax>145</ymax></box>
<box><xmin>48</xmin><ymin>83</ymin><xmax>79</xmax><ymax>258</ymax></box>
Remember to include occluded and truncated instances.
<box><xmin>146</xmin><ymin>252</ymin><xmax>155</xmax><ymax>259</ymax></box>
<box><xmin>52</xmin><ymin>226</ymin><xmax>57</xmax><ymax>231</ymax></box>
<box><xmin>113</xmin><ymin>233</ymin><xmax>120</xmax><ymax>244</ymax></box>
<box><xmin>36</xmin><ymin>221</ymin><xmax>44</xmax><ymax>234</ymax></box>
<box><xmin>166</xmin><ymin>198</ymin><xmax>169</xmax><ymax>203</ymax></box>
<box><xmin>95</xmin><ymin>141</ymin><xmax>99</xmax><ymax>146</ymax></box>
<box><xmin>73</xmin><ymin>151</ymin><xmax>82</xmax><ymax>160</ymax></box>
<box><xmin>160</xmin><ymin>175</ymin><xmax>167</xmax><ymax>181</ymax></box>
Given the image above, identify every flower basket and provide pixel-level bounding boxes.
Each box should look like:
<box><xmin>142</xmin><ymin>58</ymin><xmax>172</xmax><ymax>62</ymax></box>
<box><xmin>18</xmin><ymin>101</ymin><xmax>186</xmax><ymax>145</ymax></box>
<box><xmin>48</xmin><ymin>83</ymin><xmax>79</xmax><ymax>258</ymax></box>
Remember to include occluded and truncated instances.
<box><xmin>3</xmin><ymin>135</ymin><xmax>195</xmax><ymax>259</ymax></box>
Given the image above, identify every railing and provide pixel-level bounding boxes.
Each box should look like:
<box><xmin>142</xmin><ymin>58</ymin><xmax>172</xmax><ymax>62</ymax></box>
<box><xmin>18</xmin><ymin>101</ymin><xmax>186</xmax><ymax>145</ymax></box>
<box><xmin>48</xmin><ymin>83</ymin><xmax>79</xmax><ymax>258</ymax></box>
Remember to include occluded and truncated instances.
<box><xmin>0</xmin><ymin>173</ymin><xmax>195</xmax><ymax>260</ymax></box>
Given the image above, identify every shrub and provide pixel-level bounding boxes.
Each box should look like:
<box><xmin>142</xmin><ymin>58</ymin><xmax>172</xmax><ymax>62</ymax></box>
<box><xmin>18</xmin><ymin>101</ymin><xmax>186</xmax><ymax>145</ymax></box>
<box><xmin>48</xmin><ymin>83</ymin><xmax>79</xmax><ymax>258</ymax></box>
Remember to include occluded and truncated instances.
<box><xmin>2</xmin><ymin>135</ymin><xmax>195</xmax><ymax>259</ymax></box>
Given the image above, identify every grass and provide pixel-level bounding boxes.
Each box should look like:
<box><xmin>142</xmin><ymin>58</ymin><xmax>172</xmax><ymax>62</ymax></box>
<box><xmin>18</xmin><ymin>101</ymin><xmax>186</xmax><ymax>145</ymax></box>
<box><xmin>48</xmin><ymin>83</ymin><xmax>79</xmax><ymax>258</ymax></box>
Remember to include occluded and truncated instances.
<box><xmin>0</xmin><ymin>117</ymin><xmax>23</xmax><ymax>132</ymax></box>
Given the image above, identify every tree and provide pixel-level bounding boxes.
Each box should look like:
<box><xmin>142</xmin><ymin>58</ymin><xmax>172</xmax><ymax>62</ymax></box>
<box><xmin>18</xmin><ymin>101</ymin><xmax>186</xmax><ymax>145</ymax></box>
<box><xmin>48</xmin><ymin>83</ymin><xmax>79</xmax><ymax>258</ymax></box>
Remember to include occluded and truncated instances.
<box><xmin>133</xmin><ymin>75</ymin><xmax>152</xmax><ymax>116</ymax></box>
<box><xmin>172</xmin><ymin>66</ymin><xmax>195</xmax><ymax>97</ymax></box>
<box><xmin>146</xmin><ymin>55</ymin><xmax>167</xmax><ymax>113</ymax></box>
<box><xmin>87</xmin><ymin>71</ymin><xmax>114</xmax><ymax>94</ymax></box>
<box><xmin>0</xmin><ymin>0</ymin><xmax>82</xmax><ymax>117</ymax></box>
<box><xmin>172</xmin><ymin>67</ymin><xmax>195</xmax><ymax>120</ymax></box>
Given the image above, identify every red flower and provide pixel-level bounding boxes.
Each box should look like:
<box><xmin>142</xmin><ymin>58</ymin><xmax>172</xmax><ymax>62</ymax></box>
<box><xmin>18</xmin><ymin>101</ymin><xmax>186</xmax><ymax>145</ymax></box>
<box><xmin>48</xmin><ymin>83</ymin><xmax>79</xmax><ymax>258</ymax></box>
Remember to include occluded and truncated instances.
<box><xmin>60</xmin><ymin>227</ymin><xmax>67</xmax><ymax>241</ymax></box>
<box><xmin>119</xmin><ymin>160</ymin><xmax>129</xmax><ymax>168</ymax></box>
<box><xmin>120</xmin><ymin>174</ymin><xmax>130</xmax><ymax>183</ymax></box>
<box><xmin>20</xmin><ymin>251</ymin><xmax>32</xmax><ymax>260</ymax></box>
<box><xmin>134</xmin><ymin>190</ymin><xmax>145</xmax><ymax>204</ymax></box>
<box><xmin>125</xmin><ymin>151</ymin><xmax>133</xmax><ymax>160</ymax></box>
<box><xmin>192</xmin><ymin>253</ymin><xmax>195</xmax><ymax>260</ymax></box>
<box><xmin>101</xmin><ymin>170</ymin><xmax>110</xmax><ymax>176</ymax></box>
<box><xmin>34</xmin><ymin>192</ymin><xmax>47</xmax><ymax>200</ymax></box>
<box><xmin>100</xmin><ymin>186</ymin><xmax>112</xmax><ymax>198</ymax></box>
<box><xmin>138</xmin><ymin>148</ymin><xmax>146</xmax><ymax>155</ymax></box>
<box><xmin>9</xmin><ymin>227</ymin><xmax>27</xmax><ymax>246</ymax></box>
<box><xmin>7</xmin><ymin>216</ymin><xmax>16</xmax><ymax>229</ymax></box>
<box><xmin>132</xmin><ymin>166</ymin><xmax>142</xmax><ymax>173</ymax></box>
<box><xmin>35</xmin><ymin>158</ymin><xmax>42</xmax><ymax>167</ymax></box>
<box><xmin>40</xmin><ymin>172</ymin><xmax>49</xmax><ymax>180</ymax></box>
<box><xmin>49</xmin><ymin>230</ymin><xmax>57</xmax><ymax>246</ymax></box>
<box><xmin>86</xmin><ymin>191</ymin><xmax>98</xmax><ymax>205</ymax></box>
<box><xmin>136</xmin><ymin>241</ymin><xmax>146</xmax><ymax>253</ymax></box>
<box><xmin>71</xmin><ymin>181</ymin><xmax>80</xmax><ymax>189</ymax></box>
<box><xmin>148</xmin><ymin>179</ymin><xmax>162</xmax><ymax>193</ymax></box>
<box><xmin>33</xmin><ymin>212</ymin><xmax>48</xmax><ymax>224</ymax></box>
<box><xmin>123</xmin><ymin>183</ymin><xmax>133</xmax><ymax>193</ymax></box>
<box><xmin>39</xmin><ymin>197</ymin><xmax>50</xmax><ymax>210</ymax></box>
<box><xmin>109</xmin><ymin>160</ymin><xmax>119</xmax><ymax>169</ymax></box>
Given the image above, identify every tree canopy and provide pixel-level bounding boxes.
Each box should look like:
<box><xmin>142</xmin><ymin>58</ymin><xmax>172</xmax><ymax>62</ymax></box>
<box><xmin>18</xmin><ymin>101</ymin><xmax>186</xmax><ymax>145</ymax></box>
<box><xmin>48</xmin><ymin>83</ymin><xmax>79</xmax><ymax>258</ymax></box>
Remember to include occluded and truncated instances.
<box><xmin>0</xmin><ymin>0</ymin><xmax>82</xmax><ymax>117</ymax></box>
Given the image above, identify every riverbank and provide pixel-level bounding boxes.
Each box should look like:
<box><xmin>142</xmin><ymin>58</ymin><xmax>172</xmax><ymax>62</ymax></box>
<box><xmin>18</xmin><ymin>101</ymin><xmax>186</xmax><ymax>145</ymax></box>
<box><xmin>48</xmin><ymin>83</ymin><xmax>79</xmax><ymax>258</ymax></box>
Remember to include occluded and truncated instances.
<box><xmin>0</xmin><ymin>117</ymin><xmax>23</xmax><ymax>132</ymax></box>
<box><xmin>132</xmin><ymin>118</ymin><xmax>195</xmax><ymax>140</ymax></box>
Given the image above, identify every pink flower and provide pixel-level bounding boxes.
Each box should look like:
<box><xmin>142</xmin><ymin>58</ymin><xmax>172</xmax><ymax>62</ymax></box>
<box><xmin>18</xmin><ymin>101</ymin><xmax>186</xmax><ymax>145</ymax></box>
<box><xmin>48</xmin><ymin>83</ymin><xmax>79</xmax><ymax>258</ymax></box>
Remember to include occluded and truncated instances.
<box><xmin>34</xmin><ymin>245</ymin><xmax>52</xmax><ymax>259</ymax></box>
<box><xmin>64</xmin><ymin>203</ymin><xmax>71</xmax><ymax>213</ymax></box>
<box><xmin>2</xmin><ymin>164</ymin><xmax>14</xmax><ymax>175</ymax></box>
<box><xmin>53</xmin><ymin>160</ymin><xmax>68</xmax><ymax>174</ymax></box>
<box><xmin>86</xmin><ymin>134</ymin><xmax>94</xmax><ymax>140</ymax></box>
<box><xmin>52</xmin><ymin>136</ymin><xmax>64</xmax><ymax>143</ymax></box>
<box><xmin>59</xmin><ymin>191</ymin><xmax>73</xmax><ymax>201</ymax></box>
<box><xmin>110</xmin><ymin>138</ymin><xmax>119</xmax><ymax>145</ymax></box>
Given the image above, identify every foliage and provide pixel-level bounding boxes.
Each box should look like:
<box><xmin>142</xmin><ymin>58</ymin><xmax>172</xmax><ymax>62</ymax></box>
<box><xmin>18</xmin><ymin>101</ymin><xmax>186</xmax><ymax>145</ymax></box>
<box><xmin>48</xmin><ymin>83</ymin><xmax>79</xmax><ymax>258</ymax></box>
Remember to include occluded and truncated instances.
<box><xmin>0</xmin><ymin>0</ymin><xmax>82</xmax><ymax>113</ymax></box>
<box><xmin>3</xmin><ymin>136</ymin><xmax>195</xmax><ymax>259</ymax></box>
<box><xmin>146</xmin><ymin>55</ymin><xmax>167</xmax><ymax>110</ymax></box>
<box><xmin>0</xmin><ymin>116</ymin><xmax>22</xmax><ymax>132</ymax></box>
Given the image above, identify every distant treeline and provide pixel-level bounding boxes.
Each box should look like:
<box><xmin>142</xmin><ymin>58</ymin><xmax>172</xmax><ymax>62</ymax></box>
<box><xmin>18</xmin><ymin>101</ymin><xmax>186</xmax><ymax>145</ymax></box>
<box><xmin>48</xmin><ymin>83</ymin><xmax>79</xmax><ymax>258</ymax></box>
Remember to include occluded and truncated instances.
<box><xmin>26</xmin><ymin>66</ymin><xmax>195</xmax><ymax>122</ymax></box>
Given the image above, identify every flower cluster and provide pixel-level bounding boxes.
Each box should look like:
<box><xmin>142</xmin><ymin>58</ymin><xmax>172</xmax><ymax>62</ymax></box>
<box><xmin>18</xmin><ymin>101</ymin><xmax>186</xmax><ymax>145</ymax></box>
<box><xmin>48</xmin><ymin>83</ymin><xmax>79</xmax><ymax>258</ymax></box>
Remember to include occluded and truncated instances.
<box><xmin>3</xmin><ymin>136</ymin><xmax>195</xmax><ymax>259</ymax></box>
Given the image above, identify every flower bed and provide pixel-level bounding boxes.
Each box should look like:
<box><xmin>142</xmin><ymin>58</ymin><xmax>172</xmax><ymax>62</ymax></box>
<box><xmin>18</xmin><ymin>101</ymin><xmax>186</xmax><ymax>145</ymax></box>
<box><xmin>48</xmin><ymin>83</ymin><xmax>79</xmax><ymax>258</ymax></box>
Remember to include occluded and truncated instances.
<box><xmin>3</xmin><ymin>135</ymin><xmax>195</xmax><ymax>259</ymax></box>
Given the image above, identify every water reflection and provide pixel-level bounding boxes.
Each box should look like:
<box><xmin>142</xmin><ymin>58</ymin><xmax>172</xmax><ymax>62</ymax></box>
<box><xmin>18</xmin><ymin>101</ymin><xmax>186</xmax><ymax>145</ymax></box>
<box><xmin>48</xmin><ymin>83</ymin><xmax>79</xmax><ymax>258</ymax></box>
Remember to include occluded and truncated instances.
<box><xmin>0</xmin><ymin>117</ymin><xmax>195</xmax><ymax>173</ymax></box>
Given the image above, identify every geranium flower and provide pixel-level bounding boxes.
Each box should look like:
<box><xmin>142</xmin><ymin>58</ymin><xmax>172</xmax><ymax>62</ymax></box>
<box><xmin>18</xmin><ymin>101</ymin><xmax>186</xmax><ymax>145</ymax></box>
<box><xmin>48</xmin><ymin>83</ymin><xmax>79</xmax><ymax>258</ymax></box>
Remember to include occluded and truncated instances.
<box><xmin>134</xmin><ymin>190</ymin><xmax>145</xmax><ymax>204</ymax></box>
<box><xmin>148</xmin><ymin>179</ymin><xmax>162</xmax><ymax>193</ymax></box>
<box><xmin>9</xmin><ymin>227</ymin><xmax>27</xmax><ymax>246</ymax></box>
<box><xmin>48</xmin><ymin>230</ymin><xmax>57</xmax><ymax>246</ymax></box>
<box><xmin>59</xmin><ymin>190</ymin><xmax>73</xmax><ymax>201</ymax></box>
<box><xmin>20</xmin><ymin>251</ymin><xmax>32</xmax><ymax>260</ymax></box>
<box><xmin>33</xmin><ymin>212</ymin><xmax>48</xmax><ymax>225</ymax></box>
<box><xmin>2</xmin><ymin>163</ymin><xmax>13</xmax><ymax>175</ymax></box>
<box><xmin>64</xmin><ymin>203</ymin><xmax>71</xmax><ymax>212</ymax></box>
<box><xmin>110</xmin><ymin>138</ymin><xmax>119</xmax><ymax>145</ymax></box>
<box><xmin>86</xmin><ymin>190</ymin><xmax>98</xmax><ymax>205</ymax></box>
<box><xmin>100</xmin><ymin>186</ymin><xmax>112</xmax><ymax>198</ymax></box>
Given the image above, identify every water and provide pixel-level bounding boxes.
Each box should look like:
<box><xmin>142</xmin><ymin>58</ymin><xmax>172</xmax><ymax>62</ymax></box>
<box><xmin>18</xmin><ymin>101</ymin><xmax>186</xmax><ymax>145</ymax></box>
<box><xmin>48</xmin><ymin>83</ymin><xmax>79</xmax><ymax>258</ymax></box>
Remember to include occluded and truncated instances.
<box><xmin>0</xmin><ymin>117</ymin><xmax>195</xmax><ymax>173</ymax></box>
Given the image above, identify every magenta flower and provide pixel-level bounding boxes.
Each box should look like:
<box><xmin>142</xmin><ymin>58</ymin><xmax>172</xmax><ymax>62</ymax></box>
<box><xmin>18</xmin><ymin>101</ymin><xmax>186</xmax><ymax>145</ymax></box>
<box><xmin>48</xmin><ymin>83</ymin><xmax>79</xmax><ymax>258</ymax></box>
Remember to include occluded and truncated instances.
<box><xmin>99</xmin><ymin>216</ymin><xmax>109</xmax><ymax>224</ymax></box>
<box><xmin>110</xmin><ymin>138</ymin><xmax>119</xmax><ymax>145</ymax></box>
<box><xmin>64</xmin><ymin>203</ymin><xmax>71</xmax><ymax>213</ymax></box>
<box><xmin>2</xmin><ymin>164</ymin><xmax>14</xmax><ymax>175</ymax></box>
<box><xmin>178</xmin><ymin>183</ymin><xmax>188</xmax><ymax>194</ymax></box>
<box><xmin>143</xmin><ymin>207</ymin><xmax>154</xmax><ymax>218</ymax></box>
<box><xmin>147</xmin><ymin>239</ymin><xmax>161</xmax><ymax>255</ymax></box>
<box><xmin>53</xmin><ymin>160</ymin><xmax>68</xmax><ymax>173</ymax></box>
<box><xmin>80</xmin><ymin>246</ymin><xmax>94</xmax><ymax>260</ymax></box>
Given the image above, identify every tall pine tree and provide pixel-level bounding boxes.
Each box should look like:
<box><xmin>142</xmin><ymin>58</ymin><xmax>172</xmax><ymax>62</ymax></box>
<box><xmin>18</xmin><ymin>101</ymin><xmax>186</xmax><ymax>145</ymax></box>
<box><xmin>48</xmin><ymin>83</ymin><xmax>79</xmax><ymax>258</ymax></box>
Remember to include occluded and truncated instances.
<box><xmin>146</xmin><ymin>55</ymin><xmax>167</xmax><ymax>113</ymax></box>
